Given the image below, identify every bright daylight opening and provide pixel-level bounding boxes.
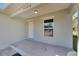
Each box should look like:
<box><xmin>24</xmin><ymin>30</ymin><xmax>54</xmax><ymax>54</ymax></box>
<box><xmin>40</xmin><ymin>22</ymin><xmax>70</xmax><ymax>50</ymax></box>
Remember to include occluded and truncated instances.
<box><xmin>0</xmin><ymin>3</ymin><xmax>9</xmax><ymax>9</ymax></box>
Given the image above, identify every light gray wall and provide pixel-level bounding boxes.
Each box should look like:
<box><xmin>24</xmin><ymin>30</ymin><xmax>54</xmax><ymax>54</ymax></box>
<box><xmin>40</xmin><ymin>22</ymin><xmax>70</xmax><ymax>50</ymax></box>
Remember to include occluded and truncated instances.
<box><xmin>25</xmin><ymin>4</ymin><xmax>78</xmax><ymax>49</ymax></box>
<box><xmin>0</xmin><ymin>14</ymin><xmax>26</xmax><ymax>49</ymax></box>
<box><xmin>69</xmin><ymin>4</ymin><xmax>79</xmax><ymax>52</ymax></box>
<box><xmin>78</xmin><ymin>11</ymin><xmax>79</xmax><ymax>56</ymax></box>
<box><xmin>77</xmin><ymin>4</ymin><xmax>79</xmax><ymax>56</ymax></box>
<box><xmin>25</xmin><ymin>21</ymin><xmax>29</xmax><ymax>39</ymax></box>
<box><xmin>31</xmin><ymin>9</ymin><xmax>72</xmax><ymax>49</ymax></box>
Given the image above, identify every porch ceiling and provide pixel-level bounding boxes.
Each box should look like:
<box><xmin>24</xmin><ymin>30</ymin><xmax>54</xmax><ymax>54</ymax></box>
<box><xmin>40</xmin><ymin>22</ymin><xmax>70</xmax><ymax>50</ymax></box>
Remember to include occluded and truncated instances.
<box><xmin>0</xmin><ymin>3</ymin><xmax>72</xmax><ymax>20</ymax></box>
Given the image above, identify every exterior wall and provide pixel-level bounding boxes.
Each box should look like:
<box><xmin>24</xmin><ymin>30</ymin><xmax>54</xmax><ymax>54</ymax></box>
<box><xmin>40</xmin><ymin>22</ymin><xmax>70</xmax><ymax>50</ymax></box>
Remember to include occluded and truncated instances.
<box><xmin>68</xmin><ymin>4</ymin><xmax>78</xmax><ymax>54</ymax></box>
<box><xmin>25</xmin><ymin>4</ymin><xmax>78</xmax><ymax>49</ymax></box>
<box><xmin>0</xmin><ymin>14</ymin><xmax>26</xmax><ymax>49</ymax></box>
<box><xmin>25</xmin><ymin>21</ymin><xmax>29</xmax><ymax>39</ymax></box>
<box><xmin>25</xmin><ymin>9</ymin><xmax>72</xmax><ymax>49</ymax></box>
<box><xmin>76</xmin><ymin>4</ymin><xmax>79</xmax><ymax>55</ymax></box>
<box><xmin>0</xmin><ymin>4</ymin><xmax>77</xmax><ymax>50</ymax></box>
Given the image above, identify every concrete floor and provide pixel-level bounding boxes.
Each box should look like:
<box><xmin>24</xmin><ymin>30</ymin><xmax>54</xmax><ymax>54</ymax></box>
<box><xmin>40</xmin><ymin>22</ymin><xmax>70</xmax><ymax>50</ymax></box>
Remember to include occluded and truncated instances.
<box><xmin>0</xmin><ymin>39</ymin><xmax>72</xmax><ymax>56</ymax></box>
<box><xmin>12</xmin><ymin>39</ymin><xmax>72</xmax><ymax>56</ymax></box>
<box><xmin>0</xmin><ymin>46</ymin><xmax>16</xmax><ymax>56</ymax></box>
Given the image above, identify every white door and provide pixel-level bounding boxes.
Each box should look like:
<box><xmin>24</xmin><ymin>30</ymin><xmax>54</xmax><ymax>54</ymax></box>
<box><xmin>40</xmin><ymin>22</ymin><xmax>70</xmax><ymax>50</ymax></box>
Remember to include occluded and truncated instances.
<box><xmin>28</xmin><ymin>21</ymin><xmax>34</xmax><ymax>38</ymax></box>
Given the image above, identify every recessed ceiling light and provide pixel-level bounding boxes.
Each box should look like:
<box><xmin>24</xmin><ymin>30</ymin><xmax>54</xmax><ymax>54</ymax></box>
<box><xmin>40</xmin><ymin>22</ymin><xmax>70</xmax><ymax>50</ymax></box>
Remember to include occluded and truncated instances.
<box><xmin>34</xmin><ymin>10</ymin><xmax>38</xmax><ymax>14</ymax></box>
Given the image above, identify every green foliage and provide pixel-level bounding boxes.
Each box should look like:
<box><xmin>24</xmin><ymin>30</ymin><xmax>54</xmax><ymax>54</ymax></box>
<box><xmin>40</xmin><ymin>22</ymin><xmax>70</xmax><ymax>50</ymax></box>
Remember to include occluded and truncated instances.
<box><xmin>73</xmin><ymin>35</ymin><xmax>78</xmax><ymax>52</ymax></box>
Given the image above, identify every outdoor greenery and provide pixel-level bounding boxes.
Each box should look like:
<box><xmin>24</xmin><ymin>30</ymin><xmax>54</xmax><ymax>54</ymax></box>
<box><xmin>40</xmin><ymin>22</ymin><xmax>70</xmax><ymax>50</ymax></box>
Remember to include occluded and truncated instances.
<box><xmin>73</xmin><ymin>35</ymin><xmax>78</xmax><ymax>52</ymax></box>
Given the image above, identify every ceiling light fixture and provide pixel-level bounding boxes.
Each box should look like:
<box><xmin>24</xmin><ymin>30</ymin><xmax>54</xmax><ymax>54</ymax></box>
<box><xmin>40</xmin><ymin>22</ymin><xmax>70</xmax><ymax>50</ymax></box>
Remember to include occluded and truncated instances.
<box><xmin>34</xmin><ymin>10</ymin><xmax>38</xmax><ymax>14</ymax></box>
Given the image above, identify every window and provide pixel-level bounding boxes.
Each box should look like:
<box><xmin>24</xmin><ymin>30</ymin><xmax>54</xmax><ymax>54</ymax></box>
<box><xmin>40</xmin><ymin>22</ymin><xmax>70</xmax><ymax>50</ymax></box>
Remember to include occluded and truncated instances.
<box><xmin>44</xmin><ymin>19</ymin><xmax>54</xmax><ymax>37</ymax></box>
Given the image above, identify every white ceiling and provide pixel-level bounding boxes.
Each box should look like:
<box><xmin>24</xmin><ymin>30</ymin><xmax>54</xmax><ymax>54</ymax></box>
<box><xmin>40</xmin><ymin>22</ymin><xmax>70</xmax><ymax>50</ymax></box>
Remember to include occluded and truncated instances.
<box><xmin>11</xmin><ymin>3</ymin><xmax>71</xmax><ymax>20</ymax></box>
